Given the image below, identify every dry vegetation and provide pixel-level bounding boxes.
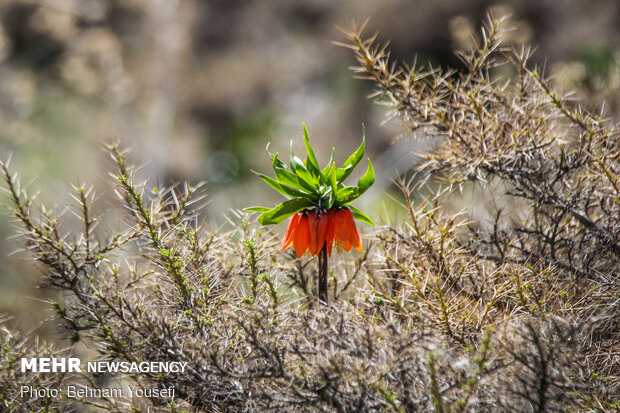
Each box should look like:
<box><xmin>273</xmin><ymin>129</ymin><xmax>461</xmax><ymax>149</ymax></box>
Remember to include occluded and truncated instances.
<box><xmin>1</xmin><ymin>16</ymin><xmax>619</xmax><ymax>412</ymax></box>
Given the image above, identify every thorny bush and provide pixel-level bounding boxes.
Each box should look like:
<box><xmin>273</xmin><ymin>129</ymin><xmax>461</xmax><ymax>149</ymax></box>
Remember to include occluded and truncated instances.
<box><xmin>1</xmin><ymin>15</ymin><xmax>618</xmax><ymax>412</ymax></box>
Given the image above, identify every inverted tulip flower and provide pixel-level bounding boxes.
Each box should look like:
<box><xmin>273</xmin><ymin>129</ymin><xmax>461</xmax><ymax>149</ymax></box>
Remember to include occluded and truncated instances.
<box><xmin>246</xmin><ymin>124</ymin><xmax>375</xmax><ymax>303</ymax></box>
<box><xmin>280</xmin><ymin>208</ymin><xmax>362</xmax><ymax>258</ymax></box>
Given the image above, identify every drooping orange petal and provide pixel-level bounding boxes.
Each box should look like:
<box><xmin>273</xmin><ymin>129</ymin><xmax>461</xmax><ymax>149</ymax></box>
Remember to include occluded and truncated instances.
<box><xmin>325</xmin><ymin>209</ymin><xmax>336</xmax><ymax>256</ymax></box>
<box><xmin>333</xmin><ymin>208</ymin><xmax>363</xmax><ymax>253</ymax></box>
<box><xmin>340</xmin><ymin>239</ymin><xmax>353</xmax><ymax>253</ymax></box>
<box><xmin>351</xmin><ymin>229</ymin><xmax>363</xmax><ymax>252</ymax></box>
<box><xmin>342</xmin><ymin>208</ymin><xmax>363</xmax><ymax>252</ymax></box>
<box><xmin>280</xmin><ymin>213</ymin><xmax>301</xmax><ymax>251</ymax></box>
<box><xmin>351</xmin><ymin>231</ymin><xmax>363</xmax><ymax>252</ymax></box>
<box><xmin>334</xmin><ymin>209</ymin><xmax>350</xmax><ymax>245</ymax></box>
<box><xmin>292</xmin><ymin>213</ymin><xmax>310</xmax><ymax>258</ymax></box>
<box><xmin>308</xmin><ymin>210</ymin><xmax>320</xmax><ymax>256</ymax></box>
<box><xmin>308</xmin><ymin>209</ymin><xmax>329</xmax><ymax>256</ymax></box>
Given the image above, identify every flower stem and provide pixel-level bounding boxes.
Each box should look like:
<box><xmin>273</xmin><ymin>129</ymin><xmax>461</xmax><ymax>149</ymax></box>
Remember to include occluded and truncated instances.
<box><xmin>318</xmin><ymin>244</ymin><xmax>328</xmax><ymax>303</ymax></box>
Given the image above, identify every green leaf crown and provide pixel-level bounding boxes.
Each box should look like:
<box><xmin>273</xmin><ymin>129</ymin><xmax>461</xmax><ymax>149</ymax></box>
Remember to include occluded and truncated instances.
<box><xmin>246</xmin><ymin>124</ymin><xmax>375</xmax><ymax>226</ymax></box>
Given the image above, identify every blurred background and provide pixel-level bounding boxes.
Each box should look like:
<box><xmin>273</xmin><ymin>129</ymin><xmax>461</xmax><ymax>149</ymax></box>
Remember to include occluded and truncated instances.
<box><xmin>0</xmin><ymin>0</ymin><xmax>618</xmax><ymax>336</ymax></box>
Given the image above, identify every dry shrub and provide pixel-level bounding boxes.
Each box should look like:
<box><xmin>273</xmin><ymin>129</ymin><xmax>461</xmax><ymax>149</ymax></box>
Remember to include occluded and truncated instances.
<box><xmin>0</xmin><ymin>317</ymin><xmax>74</xmax><ymax>411</ymax></box>
<box><xmin>1</xmin><ymin>15</ymin><xmax>618</xmax><ymax>412</ymax></box>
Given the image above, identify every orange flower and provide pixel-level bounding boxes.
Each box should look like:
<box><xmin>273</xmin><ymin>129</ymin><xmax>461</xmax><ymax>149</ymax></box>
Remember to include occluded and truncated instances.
<box><xmin>280</xmin><ymin>207</ymin><xmax>362</xmax><ymax>257</ymax></box>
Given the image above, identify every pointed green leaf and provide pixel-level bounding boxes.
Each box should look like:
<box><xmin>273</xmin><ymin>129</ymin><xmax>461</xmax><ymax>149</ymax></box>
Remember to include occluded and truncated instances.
<box><xmin>290</xmin><ymin>144</ymin><xmax>319</xmax><ymax>191</ymax></box>
<box><xmin>328</xmin><ymin>162</ymin><xmax>338</xmax><ymax>197</ymax></box>
<box><xmin>335</xmin><ymin>186</ymin><xmax>360</xmax><ymax>204</ymax></box>
<box><xmin>266</xmin><ymin>143</ymin><xmax>289</xmax><ymax>172</ymax></box>
<box><xmin>251</xmin><ymin>170</ymin><xmax>310</xmax><ymax>198</ymax></box>
<box><xmin>325</xmin><ymin>164</ymin><xmax>338</xmax><ymax>209</ymax></box>
<box><xmin>302</xmin><ymin>123</ymin><xmax>321</xmax><ymax>178</ymax></box>
<box><xmin>297</xmin><ymin>168</ymin><xmax>319</xmax><ymax>194</ymax></box>
<box><xmin>356</xmin><ymin>158</ymin><xmax>375</xmax><ymax>194</ymax></box>
<box><xmin>245</xmin><ymin>206</ymin><xmax>272</xmax><ymax>213</ymax></box>
<box><xmin>271</xmin><ymin>153</ymin><xmax>315</xmax><ymax>196</ymax></box>
<box><xmin>321</xmin><ymin>147</ymin><xmax>335</xmax><ymax>176</ymax></box>
<box><xmin>349</xmin><ymin>205</ymin><xmax>375</xmax><ymax>226</ymax></box>
<box><xmin>257</xmin><ymin>198</ymin><xmax>314</xmax><ymax>225</ymax></box>
<box><xmin>272</xmin><ymin>153</ymin><xmax>298</xmax><ymax>186</ymax></box>
<box><xmin>289</xmin><ymin>141</ymin><xmax>303</xmax><ymax>173</ymax></box>
<box><xmin>326</xmin><ymin>191</ymin><xmax>335</xmax><ymax>209</ymax></box>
